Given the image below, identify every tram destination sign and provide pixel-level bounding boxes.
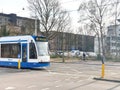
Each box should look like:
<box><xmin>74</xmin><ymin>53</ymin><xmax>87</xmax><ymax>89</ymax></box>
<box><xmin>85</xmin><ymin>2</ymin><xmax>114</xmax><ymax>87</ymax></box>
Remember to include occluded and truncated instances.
<box><xmin>36</xmin><ymin>37</ymin><xmax>47</xmax><ymax>41</ymax></box>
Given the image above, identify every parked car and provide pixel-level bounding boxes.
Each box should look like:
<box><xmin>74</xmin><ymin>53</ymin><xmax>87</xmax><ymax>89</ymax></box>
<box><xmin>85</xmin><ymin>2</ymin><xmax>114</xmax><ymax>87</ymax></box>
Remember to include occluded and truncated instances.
<box><xmin>56</xmin><ymin>51</ymin><xmax>63</xmax><ymax>56</ymax></box>
<box><xmin>56</xmin><ymin>51</ymin><xmax>70</xmax><ymax>56</ymax></box>
<box><xmin>70</xmin><ymin>50</ymin><xmax>80</xmax><ymax>57</ymax></box>
<box><xmin>87</xmin><ymin>52</ymin><xmax>97</xmax><ymax>57</ymax></box>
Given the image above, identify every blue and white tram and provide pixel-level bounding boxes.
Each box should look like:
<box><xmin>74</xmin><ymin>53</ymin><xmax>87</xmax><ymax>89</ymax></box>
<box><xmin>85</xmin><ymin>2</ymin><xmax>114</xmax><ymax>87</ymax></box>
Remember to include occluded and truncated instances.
<box><xmin>0</xmin><ymin>35</ymin><xmax>50</xmax><ymax>68</ymax></box>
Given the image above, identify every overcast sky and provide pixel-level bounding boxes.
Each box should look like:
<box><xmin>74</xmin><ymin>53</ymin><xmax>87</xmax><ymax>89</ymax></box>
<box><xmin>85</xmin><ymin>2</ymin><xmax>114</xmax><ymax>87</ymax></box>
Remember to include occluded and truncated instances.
<box><xmin>0</xmin><ymin>0</ymin><xmax>29</xmax><ymax>17</ymax></box>
<box><xmin>60</xmin><ymin>0</ymin><xmax>82</xmax><ymax>32</ymax></box>
<box><xmin>0</xmin><ymin>0</ymin><xmax>82</xmax><ymax>32</ymax></box>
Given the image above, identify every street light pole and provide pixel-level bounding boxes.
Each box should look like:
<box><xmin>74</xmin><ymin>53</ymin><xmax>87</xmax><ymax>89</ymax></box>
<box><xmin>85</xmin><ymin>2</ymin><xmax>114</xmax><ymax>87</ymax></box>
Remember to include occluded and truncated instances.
<box><xmin>35</xmin><ymin>11</ymin><xmax>37</xmax><ymax>36</ymax></box>
<box><xmin>35</xmin><ymin>17</ymin><xmax>37</xmax><ymax>36</ymax></box>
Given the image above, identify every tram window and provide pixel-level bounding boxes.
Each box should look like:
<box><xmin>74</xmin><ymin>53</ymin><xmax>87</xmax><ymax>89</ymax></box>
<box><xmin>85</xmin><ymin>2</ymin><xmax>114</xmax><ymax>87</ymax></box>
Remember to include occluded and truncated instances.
<box><xmin>29</xmin><ymin>43</ymin><xmax>37</xmax><ymax>59</ymax></box>
<box><xmin>1</xmin><ymin>44</ymin><xmax>21</xmax><ymax>58</ymax></box>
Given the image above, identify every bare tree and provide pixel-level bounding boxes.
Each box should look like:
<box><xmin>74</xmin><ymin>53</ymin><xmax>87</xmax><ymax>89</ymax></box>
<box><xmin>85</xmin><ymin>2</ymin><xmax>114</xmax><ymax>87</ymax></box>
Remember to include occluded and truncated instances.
<box><xmin>90</xmin><ymin>23</ymin><xmax>101</xmax><ymax>55</ymax></box>
<box><xmin>78</xmin><ymin>0</ymin><xmax>111</xmax><ymax>60</ymax></box>
<box><xmin>27</xmin><ymin>0</ymin><xmax>71</xmax><ymax>40</ymax></box>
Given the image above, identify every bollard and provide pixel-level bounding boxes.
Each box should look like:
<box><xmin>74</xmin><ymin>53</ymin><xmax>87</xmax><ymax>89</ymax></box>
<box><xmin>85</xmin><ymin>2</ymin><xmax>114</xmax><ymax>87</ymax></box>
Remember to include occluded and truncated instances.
<box><xmin>101</xmin><ymin>64</ymin><xmax>105</xmax><ymax>78</ymax></box>
<box><xmin>18</xmin><ymin>59</ymin><xmax>21</xmax><ymax>69</ymax></box>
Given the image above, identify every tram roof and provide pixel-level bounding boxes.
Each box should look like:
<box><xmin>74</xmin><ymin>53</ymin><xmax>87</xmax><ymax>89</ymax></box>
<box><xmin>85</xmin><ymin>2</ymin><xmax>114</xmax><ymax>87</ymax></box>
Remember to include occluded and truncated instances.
<box><xmin>0</xmin><ymin>35</ymin><xmax>35</xmax><ymax>43</ymax></box>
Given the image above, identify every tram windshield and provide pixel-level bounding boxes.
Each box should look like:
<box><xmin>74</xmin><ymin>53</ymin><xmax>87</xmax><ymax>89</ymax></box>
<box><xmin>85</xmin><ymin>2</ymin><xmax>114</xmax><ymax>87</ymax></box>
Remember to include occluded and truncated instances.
<box><xmin>36</xmin><ymin>42</ymin><xmax>49</xmax><ymax>56</ymax></box>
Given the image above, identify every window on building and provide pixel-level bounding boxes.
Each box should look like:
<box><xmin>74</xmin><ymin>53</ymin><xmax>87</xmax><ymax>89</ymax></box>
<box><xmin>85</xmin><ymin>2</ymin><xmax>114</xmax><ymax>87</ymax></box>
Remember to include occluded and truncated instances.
<box><xmin>118</xmin><ymin>37</ymin><xmax>120</xmax><ymax>40</ymax></box>
<box><xmin>0</xmin><ymin>17</ymin><xmax>2</xmax><ymax>24</ymax></box>
<box><xmin>112</xmin><ymin>49</ymin><xmax>116</xmax><ymax>53</ymax></box>
<box><xmin>108</xmin><ymin>29</ymin><xmax>113</xmax><ymax>32</ymax></box>
<box><xmin>1</xmin><ymin>43</ymin><xmax>21</xmax><ymax>58</ymax></box>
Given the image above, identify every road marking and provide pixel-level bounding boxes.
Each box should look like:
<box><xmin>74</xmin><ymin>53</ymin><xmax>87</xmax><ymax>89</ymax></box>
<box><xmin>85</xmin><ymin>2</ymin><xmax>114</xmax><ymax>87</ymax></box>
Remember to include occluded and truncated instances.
<box><xmin>47</xmin><ymin>70</ymin><xmax>53</xmax><ymax>73</ymax></box>
<box><xmin>71</xmin><ymin>69</ymin><xmax>82</xmax><ymax>73</ymax></box>
<box><xmin>55</xmin><ymin>80</ymin><xmax>61</xmax><ymax>83</ymax></box>
<box><xmin>87</xmin><ymin>75</ymin><xmax>95</xmax><ymax>80</ymax></box>
<box><xmin>78</xmin><ymin>72</ymin><xmax>83</xmax><ymax>73</ymax></box>
<box><xmin>27</xmin><ymin>85</ymin><xmax>36</xmax><ymax>88</ymax></box>
<box><xmin>70</xmin><ymin>82</ymin><xmax>74</xmax><ymax>84</ymax></box>
<box><xmin>111</xmin><ymin>72</ymin><xmax>117</xmax><ymax>75</ymax></box>
<box><xmin>65</xmin><ymin>78</ymin><xmax>70</xmax><ymax>81</ymax></box>
<box><xmin>77</xmin><ymin>80</ymin><xmax>83</xmax><ymax>82</ymax></box>
<box><xmin>5</xmin><ymin>87</ymin><xmax>15</xmax><ymax>90</ymax></box>
<box><xmin>41</xmin><ymin>88</ymin><xmax>50</xmax><ymax>90</ymax></box>
<box><xmin>49</xmin><ymin>72</ymin><xmax>84</xmax><ymax>77</ymax></box>
<box><xmin>72</xmin><ymin>76</ymin><xmax>80</xmax><ymax>79</ymax></box>
<box><xmin>48</xmin><ymin>70</ymin><xmax>83</xmax><ymax>77</ymax></box>
<box><xmin>55</xmin><ymin>85</ymin><xmax>62</xmax><ymax>87</ymax></box>
<box><xmin>60</xmin><ymin>66</ymin><xmax>71</xmax><ymax>68</ymax></box>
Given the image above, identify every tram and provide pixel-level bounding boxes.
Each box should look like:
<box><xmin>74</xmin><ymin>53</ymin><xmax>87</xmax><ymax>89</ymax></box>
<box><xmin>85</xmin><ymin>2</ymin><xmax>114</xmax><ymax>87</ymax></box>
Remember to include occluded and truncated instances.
<box><xmin>0</xmin><ymin>35</ymin><xmax>50</xmax><ymax>68</ymax></box>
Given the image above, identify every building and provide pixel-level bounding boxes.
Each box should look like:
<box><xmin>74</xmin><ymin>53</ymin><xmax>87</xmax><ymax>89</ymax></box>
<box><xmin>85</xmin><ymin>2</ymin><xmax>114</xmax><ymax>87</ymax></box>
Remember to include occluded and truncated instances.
<box><xmin>106</xmin><ymin>25</ymin><xmax>120</xmax><ymax>55</ymax></box>
<box><xmin>49</xmin><ymin>32</ymin><xmax>94</xmax><ymax>52</ymax></box>
<box><xmin>0</xmin><ymin>13</ymin><xmax>38</xmax><ymax>35</ymax></box>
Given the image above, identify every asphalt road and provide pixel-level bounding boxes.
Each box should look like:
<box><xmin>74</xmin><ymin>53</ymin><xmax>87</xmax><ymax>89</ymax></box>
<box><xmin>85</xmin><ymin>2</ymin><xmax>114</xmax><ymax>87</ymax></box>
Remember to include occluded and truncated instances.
<box><xmin>1</xmin><ymin>61</ymin><xmax>120</xmax><ymax>90</ymax></box>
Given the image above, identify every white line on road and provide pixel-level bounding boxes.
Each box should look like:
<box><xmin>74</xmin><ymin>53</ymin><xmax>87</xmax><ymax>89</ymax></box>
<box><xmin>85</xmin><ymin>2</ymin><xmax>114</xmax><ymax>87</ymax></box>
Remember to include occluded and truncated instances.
<box><xmin>110</xmin><ymin>72</ymin><xmax>118</xmax><ymax>75</ymax></box>
<box><xmin>71</xmin><ymin>69</ymin><xmax>82</xmax><ymax>73</ymax></box>
<box><xmin>55</xmin><ymin>85</ymin><xmax>62</xmax><ymax>87</ymax></box>
<box><xmin>87</xmin><ymin>75</ymin><xmax>96</xmax><ymax>80</ymax></box>
<box><xmin>60</xmin><ymin>66</ymin><xmax>71</xmax><ymax>68</ymax></box>
<box><xmin>77</xmin><ymin>80</ymin><xmax>83</xmax><ymax>82</ymax></box>
<box><xmin>41</xmin><ymin>88</ymin><xmax>50</xmax><ymax>90</ymax></box>
<box><xmin>49</xmin><ymin>72</ymin><xmax>84</xmax><ymax>77</ymax></box>
<box><xmin>27</xmin><ymin>85</ymin><xmax>36</xmax><ymax>88</ymax></box>
<box><xmin>55</xmin><ymin>80</ymin><xmax>61</xmax><ymax>83</ymax></box>
<box><xmin>5</xmin><ymin>87</ymin><xmax>15</xmax><ymax>90</ymax></box>
<box><xmin>65</xmin><ymin>78</ymin><xmax>70</xmax><ymax>81</ymax></box>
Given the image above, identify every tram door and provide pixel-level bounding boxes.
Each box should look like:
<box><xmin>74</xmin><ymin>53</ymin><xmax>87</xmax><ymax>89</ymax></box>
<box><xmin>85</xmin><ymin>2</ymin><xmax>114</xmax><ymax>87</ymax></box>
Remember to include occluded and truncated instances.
<box><xmin>22</xmin><ymin>43</ymin><xmax>27</xmax><ymax>62</ymax></box>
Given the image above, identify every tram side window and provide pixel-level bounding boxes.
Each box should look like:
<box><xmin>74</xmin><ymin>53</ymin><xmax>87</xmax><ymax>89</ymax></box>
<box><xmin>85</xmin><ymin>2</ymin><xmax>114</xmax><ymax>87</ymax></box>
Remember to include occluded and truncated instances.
<box><xmin>1</xmin><ymin>44</ymin><xmax>20</xmax><ymax>58</ymax></box>
<box><xmin>29</xmin><ymin>43</ymin><xmax>37</xmax><ymax>59</ymax></box>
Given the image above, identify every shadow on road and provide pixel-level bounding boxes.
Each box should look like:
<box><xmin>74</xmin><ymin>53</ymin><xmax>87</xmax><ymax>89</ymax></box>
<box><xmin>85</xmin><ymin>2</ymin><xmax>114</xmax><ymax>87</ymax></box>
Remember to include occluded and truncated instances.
<box><xmin>94</xmin><ymin>77</ymin><xmax>120</xmax><ymax>83</ymax></box>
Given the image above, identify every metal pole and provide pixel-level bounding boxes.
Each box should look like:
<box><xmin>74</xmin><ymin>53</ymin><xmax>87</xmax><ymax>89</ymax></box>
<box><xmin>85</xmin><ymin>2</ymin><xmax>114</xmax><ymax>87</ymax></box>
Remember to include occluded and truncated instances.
<box><xmin>35</xmin><ymin>17</ymin><xmax>37</xmax><ymax>36</ymax></box>
<box><xmin>18</xmin><ymin>59</ymin><xmax>21</xmax><ymax>69</ymax></box>
<box><xmin>101</xmin><ymin>55</ymin><xmax>105</xmax><ymax>78</ymax></box>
